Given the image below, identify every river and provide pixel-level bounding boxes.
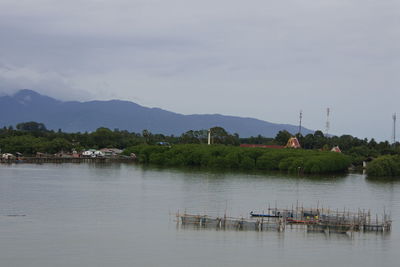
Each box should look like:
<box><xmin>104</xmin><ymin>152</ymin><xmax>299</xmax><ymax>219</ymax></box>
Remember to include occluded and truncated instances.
<box><xmin>0</xmin><ymin>163</ymin><xmax>398</xmax><ymax>266</ymax></box>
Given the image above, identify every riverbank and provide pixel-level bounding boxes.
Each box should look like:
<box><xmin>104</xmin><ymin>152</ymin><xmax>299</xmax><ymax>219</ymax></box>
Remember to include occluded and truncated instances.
<box><xmin>0</xmin><ymin>157</ymin><xmax>135</xmax><ymax>164</ymax></box>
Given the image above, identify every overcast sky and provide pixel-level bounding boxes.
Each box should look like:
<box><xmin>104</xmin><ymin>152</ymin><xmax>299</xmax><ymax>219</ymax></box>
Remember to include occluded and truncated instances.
<box><xmin>0</xmin><ymin>0</ymin><xmax>399</xmax><ymax>140</ymax></box>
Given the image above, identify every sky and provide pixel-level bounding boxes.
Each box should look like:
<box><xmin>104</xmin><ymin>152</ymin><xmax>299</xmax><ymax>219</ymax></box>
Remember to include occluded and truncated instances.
<box><xmin>0</xmin><ymin>0</ymin><xmax>399</xmax><ymax>141</ymax></box>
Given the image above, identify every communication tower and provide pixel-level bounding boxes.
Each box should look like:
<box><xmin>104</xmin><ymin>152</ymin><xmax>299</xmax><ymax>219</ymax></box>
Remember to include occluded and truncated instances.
<box><xmin>325</xmin><ymin>108</ymin><xmax>330</xmax><ymax>136</ymax></box>
<box><xmin>298</xmin><ymin>110</ymin><xmax>303</xmax><ymax>135</ymax></box>
<box><xmin>393</xmin><ymin>113</ymin><xmax>397</xmax><ymax>144</ymax></box>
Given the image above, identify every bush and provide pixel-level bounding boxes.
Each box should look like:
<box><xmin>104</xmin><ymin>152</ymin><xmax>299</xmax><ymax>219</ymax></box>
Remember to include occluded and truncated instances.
<box><xmin>367</xmin><ymin>155</ymin><xmax>400</xmax><ymax>177</ymax></box>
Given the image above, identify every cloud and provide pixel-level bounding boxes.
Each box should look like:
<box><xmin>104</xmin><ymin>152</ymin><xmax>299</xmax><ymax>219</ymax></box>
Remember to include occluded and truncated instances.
<box><xmin>0</xmin><ymin>0</ymin><xmax>399</xmax><ymax>140</ymax></box>
<box><xmin>0</xmin><ymin>63</ymin><xmax>92</xmax><ymax>100</ymax></box>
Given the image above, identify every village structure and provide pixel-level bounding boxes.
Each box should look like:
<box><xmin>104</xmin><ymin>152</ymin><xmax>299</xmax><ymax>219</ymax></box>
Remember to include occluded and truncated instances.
<box><xmin>1</xmin><ymin>148</ymin><xmax>135</xmax><ymax>163</ymax></box>
<box><xmin>2</xmin><ymin>134</ymin><xmax>342</xmax><ymax>163</ymax></box>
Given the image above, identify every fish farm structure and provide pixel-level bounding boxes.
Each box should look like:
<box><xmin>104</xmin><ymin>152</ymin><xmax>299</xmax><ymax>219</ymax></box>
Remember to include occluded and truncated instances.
<box><xmin>177</xmin><ymin>205</ymin><xmax>392</xmax><ymax>234</ymax></box>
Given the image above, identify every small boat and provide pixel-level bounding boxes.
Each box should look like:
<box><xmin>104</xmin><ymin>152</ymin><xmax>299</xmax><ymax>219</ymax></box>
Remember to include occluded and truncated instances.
<box><xmin>250</xmin><ymin>211</ymin><xmax>280</xmax><ymax>218</ymax></box>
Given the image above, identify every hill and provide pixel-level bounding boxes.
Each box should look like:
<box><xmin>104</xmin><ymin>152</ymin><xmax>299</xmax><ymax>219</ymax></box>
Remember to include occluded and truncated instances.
<box><xmin>0</xmin><ymin>89</ymin><xmax>313</xmax><ymax>137</ymax></box>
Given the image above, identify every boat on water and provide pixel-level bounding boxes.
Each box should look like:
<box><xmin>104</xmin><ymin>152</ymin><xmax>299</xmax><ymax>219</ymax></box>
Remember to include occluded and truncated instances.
<box><xmin>250</xmin><ymin>211</ymin><xmax>281</xmax><ymax>218</ymax></box>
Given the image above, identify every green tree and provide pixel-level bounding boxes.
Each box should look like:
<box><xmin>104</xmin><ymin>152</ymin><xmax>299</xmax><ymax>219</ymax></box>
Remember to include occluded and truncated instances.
<box><xmin>302</xmin><ymin>134</ymin><xmax>315</xmax><ymax>149</ymax></box>
<box><xmin>16</xmin><ymin>121</ymin><xmax>47</xmax><ymax>132</ymax></box>
<box><xmin>91</xmin><ymin>127</ymin><xmax>116</xmax><ymax>148</ymax></box>
<box><xmin>209</xmin><ymin>126</ymin><xmax>229</xmax><ymax>144</ymax></box>
<box><xmin>142</xmin><ymin>129</ymin><xmax>153</xmax><ymax>144</ymax></box>
<box><xmin>314</xmin><ymin>130</ymin><xmax>324</xmax><ymax>138</ymax></box>
<box><xmin>275</xmin><ymin>130</ymin><xmax>292</xmax><ymax>146</ymax></box>
<box><xmin>180</xmin><ymin>130</ymin><xmax>200</xmax><ymax>144</ymax></box>
<box><xmin>46</xmin><ymin>138</ymin><xmax>73</xmax><ymax>153</ymax></box>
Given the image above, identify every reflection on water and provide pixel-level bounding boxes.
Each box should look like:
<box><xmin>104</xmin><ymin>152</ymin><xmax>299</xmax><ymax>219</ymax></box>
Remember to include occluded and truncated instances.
<box><xmin>366</xmin><ymin>176</ymin><xmax>400</xmax><ymax>184</ymax></box>
<box><xmin>175</xmin><ymin>221</ymin><xmax>368</xmax><ymax>241</ymax></box>
<box><xmin>0</xmin><ymin>163</ymin><xmax>398</xmax><ymax>267</ymax></box>
<box><xmin>140</xmin><ymin>164</ymin><xmax>350</xmax><ymax>180</ymax></box>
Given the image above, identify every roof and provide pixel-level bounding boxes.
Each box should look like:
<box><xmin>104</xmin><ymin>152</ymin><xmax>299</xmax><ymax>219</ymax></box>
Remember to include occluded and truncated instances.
<box><xmin>286</xmin><ymin>137</ymin><xmax>301</xmax><ymax>148</ymax></box>
<box><xmin>100</xmin><ymin>148</ymin><xmax>123</xmax><ymax>154</ymax></box>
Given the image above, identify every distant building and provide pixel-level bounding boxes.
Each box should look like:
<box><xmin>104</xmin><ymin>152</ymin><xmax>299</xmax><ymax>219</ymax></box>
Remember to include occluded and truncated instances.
<box><xmin>82</xmin><ymin>149</ymin><xmax>96</xmax><ymax>157</ymax></box>
<box><xmin>100</xmin><ymin>148</ymin><xmax>123</xmax><ymax>157</ymax></box>
<box><xmin>156</xmin><ymin>142</ymin><xmax>171</xmax><ymax>147</ymax></box>
<box><xmin>72</xmin><ymin>150</ymin><xmax>81</xmax><ymax>158</ymax></box>
<box><xmin>93</xmin><ymin>150</ymin><xmax>105</xmax><ymax>157</ymax></box>
<box><xmin>286</xmin><ymin>137</ymin><xmax>301</xmax><ymax>149</ymax></box>
<box><xmin>2</xmin><ymin>153</ymin><xmax>15</xmax><ymax>160</ymax></box>
<box><xmin>331</xmin><ymin>146</ymin><xmax>342</xmax><ymax>153</ymax></box>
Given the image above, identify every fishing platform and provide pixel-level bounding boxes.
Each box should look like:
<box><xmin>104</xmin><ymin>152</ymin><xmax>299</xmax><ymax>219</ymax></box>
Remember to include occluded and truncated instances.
<box><xmin>177</xmin><ymin>204</ymin><xmax>392</xmax><ymax>234</ymax></box>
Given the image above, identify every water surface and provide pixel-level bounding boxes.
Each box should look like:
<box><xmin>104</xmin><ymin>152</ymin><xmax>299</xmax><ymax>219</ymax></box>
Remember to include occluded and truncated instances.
<box><xmin>0</xmin><ymin>163</ymin><xmax>398</xmax><ymax>266</ymax></box>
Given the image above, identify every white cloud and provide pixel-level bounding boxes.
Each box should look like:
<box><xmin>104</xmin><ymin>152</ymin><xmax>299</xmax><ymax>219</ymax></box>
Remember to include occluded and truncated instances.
<box><xmin>0</xmin><ymin>64</ymin><xmax>92</xmax><ymax>100</ymax></box>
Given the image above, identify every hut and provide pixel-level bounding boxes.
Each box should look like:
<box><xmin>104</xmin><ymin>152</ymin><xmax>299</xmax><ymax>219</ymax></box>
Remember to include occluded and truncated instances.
<box><xmin>286</xmin><ymin>137</ymin><xmax>301</xmax><ymax>148</ymax></box>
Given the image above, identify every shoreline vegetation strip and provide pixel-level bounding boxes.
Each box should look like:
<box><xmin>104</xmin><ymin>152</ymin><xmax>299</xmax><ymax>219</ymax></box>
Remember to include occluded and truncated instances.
<box><xmin>1</xmin><ymin>122</ymin><xmax>399</xmax><ymax>177</ymax></box>
<box><xmin>123</xmin><ymin>144</ymin><xmax>351</xmax><ymax>174</ymax></box>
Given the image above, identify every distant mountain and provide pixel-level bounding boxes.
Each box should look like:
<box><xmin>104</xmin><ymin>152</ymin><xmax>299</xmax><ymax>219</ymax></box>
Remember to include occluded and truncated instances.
<box><xmin>0</xmin><ymin>89</ymin><xmax>314</xmax><ymax>137</ymax></box>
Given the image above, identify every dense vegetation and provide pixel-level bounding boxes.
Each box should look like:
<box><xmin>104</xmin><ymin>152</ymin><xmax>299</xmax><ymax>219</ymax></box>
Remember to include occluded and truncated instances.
<box><xmin>366</xmin><ymin>155</ymin><xmax>400</xmax><ymax>177</ymax></box>
<box><xmin>123</xmin><ymin>144</ymin><xmax>351</xmax><ymax>174</ymax></box>
<box><xmin>0</xmin><ymin>123</ymin><xmax>241</xmax><ymax>155</ymax></box>
<box><xmin>1</xmin><ymin>121</ymin><xmax>399</xmax><ymax>176</ymax></box>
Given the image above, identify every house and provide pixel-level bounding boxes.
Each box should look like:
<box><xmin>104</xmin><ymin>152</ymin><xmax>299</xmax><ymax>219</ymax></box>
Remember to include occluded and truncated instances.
<box><xmin>93</xmin><ymin>150</ymin><xmax>105</xmax><ymax>158</ymax></box>
<box><xmin>157</xmin><ymin>142</ymin><xmax>171</xmax><ymax>147</ymax></box>
<box><xmin>99</xmin><ymin>148</ymin><xmax>123</xmax><ymax>157</ymax></box>
<box><xmin>82</xmin><ymin>149</ymin><xmax>96</xmax><ymax>157</ymax></box>
<box><xmin>2</xmin><ymin>153</ymin><xmax>15</xmax><ymax>160</ymax></box>
<box><xmin>331</xmin><ymin>146</ymin><xmax>342</xmax><ymax>153</ymax></box>
<box><xmin>82</xmin><ymin>149</ymin><xmax>105</xmax><ymax>158</ymax></box>
<box><xmin>286</xmin><ymin>137</ymin><xmax>301</xmax><ymax>148</ymax></box>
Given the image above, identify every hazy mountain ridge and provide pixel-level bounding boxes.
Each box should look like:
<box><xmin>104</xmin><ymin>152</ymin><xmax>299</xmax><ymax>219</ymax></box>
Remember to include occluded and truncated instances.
<box><xmin>0</xmin><ymin>89</ymin><xmax>313</xmax><ymax>137</ymax></box>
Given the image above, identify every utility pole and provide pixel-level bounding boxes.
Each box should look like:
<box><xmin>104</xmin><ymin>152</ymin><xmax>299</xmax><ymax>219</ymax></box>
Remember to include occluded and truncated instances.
<box><xmin>298</xmin><ymin>110</ymin><xmax>302</xmax><ymax>135</ymax></box>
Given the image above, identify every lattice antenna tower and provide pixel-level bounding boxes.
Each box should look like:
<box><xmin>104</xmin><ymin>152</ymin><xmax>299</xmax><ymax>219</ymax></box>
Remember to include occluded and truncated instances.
<box><xmin>393</xmin><ymin>113</ymin><xmax>397</xmax><ymax>144</ymax></box>
<box><xmin>298</xmin><ymin>110</ymin><xmax>303</xmax><ymax>135</ymax></box>
<box><xmin>325</xmin><ymin>108</ymin><xmax>330</xmax><ymax>136</ymax></box>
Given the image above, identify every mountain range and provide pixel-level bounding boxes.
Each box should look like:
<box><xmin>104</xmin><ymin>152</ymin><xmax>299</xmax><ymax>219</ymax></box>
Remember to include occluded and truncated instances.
<box><xmin>0</xmin><ymin>90</ymin><xmax>313</xmax><ymax>137</ymax></box>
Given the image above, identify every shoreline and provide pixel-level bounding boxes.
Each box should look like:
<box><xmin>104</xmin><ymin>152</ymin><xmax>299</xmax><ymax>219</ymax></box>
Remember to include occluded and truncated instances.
<box><xmin>0</xmin><ymin>157</ymin><xmax>135</xmax><ymax>164</ymax></box>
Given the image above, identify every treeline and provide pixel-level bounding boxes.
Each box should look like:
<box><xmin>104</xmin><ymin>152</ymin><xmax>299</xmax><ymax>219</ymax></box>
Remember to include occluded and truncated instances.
<box><xmin>274</xmin><ymin>130</ymin><xmax>400</xmax><ymax>166</ymax></box>
<box><xmin>123</xmin><ymin>144</ymin><xmax>351</xmax><ymax>174</ymax></box>
<box><xmin>1</xmin><ymin>122</ymin><xmax>399</xmax><ymax>167</ymax></box>
<box><xmin>0</xmin><ymin>122</ymin><xmax>240</xmax><ymax>155</ymax></box>
<box><xmin>0</xmin><ymin>123</ymin><xmax>147</xmax><ymax>154</ymax></box>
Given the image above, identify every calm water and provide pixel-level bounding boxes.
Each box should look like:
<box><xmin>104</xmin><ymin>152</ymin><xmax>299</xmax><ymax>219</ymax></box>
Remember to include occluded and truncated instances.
<box><xmin>0</xmin><ymin>163</ymin><xmax>399</xmax><ymax>267</ymax></box>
